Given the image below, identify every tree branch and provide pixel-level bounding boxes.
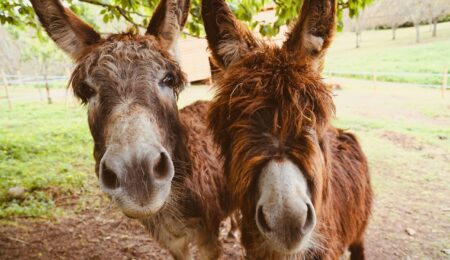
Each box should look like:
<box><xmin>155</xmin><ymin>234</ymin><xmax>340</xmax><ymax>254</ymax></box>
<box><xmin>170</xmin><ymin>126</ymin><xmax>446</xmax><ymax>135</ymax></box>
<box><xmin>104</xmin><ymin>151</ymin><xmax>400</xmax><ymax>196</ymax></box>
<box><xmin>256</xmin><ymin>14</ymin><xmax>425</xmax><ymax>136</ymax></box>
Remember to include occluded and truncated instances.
<box><xmin>79</xmin><ymin>0</ymin><xmax>147</xmax><ymax>17</ymax></box>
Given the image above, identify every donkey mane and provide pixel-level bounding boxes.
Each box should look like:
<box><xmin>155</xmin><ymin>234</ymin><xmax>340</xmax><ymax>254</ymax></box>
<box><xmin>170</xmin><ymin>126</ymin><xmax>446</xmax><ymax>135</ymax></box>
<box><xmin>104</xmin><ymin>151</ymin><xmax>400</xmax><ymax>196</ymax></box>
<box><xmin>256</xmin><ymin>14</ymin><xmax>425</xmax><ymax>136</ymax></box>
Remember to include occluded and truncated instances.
<box><xmin>212</xmin><ymin>45</ymin><xmax>335</xmax><ymax>130</ymax></box>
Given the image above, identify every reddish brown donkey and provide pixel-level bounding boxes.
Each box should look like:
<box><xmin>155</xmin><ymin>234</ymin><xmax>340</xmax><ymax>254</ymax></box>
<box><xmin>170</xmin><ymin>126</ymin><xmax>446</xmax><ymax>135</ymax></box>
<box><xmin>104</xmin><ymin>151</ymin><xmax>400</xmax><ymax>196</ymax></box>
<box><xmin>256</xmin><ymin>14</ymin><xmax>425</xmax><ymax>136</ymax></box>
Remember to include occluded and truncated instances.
<box><xmin>31</xmin><ymin>0</ymin><xmax>232</xmax><ymax>259</ymax></box>
<box><xmin>203</xmin><ymin>0</ymin><xmax>373</xmax><ymax>259</ymax></box>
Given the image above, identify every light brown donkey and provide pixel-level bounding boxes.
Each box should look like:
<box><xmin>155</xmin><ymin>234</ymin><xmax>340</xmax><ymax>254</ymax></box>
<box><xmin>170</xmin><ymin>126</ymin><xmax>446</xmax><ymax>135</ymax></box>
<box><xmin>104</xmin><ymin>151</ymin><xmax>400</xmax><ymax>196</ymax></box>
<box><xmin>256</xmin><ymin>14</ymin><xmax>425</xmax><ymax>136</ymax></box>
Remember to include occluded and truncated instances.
<box><xmin>203</xmin><ymin>0</ymin><xmax>373</xmax><ymax>259</ymax></box>
<box><xmin>30</xmin><ymin>0</ymin><xmax>232</xmax><ymax>259</ymax></box>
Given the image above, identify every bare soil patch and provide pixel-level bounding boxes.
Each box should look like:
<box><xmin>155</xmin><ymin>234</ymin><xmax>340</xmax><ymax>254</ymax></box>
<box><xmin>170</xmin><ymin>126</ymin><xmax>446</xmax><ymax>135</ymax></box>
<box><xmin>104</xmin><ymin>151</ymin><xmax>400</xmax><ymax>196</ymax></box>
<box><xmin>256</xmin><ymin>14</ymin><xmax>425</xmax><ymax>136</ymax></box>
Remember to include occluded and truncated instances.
<box><xmin>380</xmin><ymin>131</ymin><xmax>425</xmax><ymax>150</ymax></box>
<box><xmin>0</xmin><ymin>208</ymin><xmax>243</xmax><ymax>260</ymax></box>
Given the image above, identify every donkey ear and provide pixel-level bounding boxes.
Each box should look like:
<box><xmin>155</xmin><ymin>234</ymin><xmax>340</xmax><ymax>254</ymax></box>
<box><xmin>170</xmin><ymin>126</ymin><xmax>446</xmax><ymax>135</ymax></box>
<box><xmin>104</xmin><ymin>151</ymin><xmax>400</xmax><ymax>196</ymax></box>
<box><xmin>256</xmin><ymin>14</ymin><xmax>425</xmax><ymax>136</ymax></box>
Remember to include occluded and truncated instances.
<box><xmin>30</xmin><ymin>0</ymin><xmax>101</xmax><ymax>60</ymax></box>
<box><xmin>202</xmin><ymin>0</ymin><xmax>258</xmax><ymax>68</ymax></box>
<box><xmin>282</xmin><ymin>0</ymin><xmax>337</xmax><ymax>69</ymax></box>
<box><xmin>147</xmin><ymin>0</ymin><xmax>191</xmax><ymax>57</ymax></box>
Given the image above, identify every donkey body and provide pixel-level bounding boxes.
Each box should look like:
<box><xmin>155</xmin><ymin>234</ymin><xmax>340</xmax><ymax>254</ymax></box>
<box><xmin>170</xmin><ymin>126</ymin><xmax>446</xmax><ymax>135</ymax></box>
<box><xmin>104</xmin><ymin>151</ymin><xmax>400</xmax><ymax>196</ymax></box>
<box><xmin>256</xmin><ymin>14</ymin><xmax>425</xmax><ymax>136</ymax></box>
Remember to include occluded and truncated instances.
<box><xmin>31</xmin><ymin>0</ymin><xmax>231</xmax><ymax>259</ymax></box>
<box><xmin>202</xmin><ymin>0</ymin><xmax>373</xmax><ymax>259</ymax></box>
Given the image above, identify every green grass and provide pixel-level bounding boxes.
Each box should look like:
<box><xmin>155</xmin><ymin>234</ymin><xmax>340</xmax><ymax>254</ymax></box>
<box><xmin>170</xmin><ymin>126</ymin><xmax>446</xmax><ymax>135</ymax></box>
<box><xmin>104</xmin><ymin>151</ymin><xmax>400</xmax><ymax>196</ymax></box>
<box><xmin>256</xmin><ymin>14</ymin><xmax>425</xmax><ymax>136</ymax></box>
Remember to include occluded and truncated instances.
<box><xmin>325</xmin><ymin>22</ymin><xmax>450</xmax><ymax>85</ymax></box>
<box><xmin>0</xmin><ymin>102</ymin><xmax>93</xmax><ymax>218</ymax></box>
<box><xmin>334</xmin><ymin>115</ymin><xmax>450</xmax><ymax>144</ymax></box>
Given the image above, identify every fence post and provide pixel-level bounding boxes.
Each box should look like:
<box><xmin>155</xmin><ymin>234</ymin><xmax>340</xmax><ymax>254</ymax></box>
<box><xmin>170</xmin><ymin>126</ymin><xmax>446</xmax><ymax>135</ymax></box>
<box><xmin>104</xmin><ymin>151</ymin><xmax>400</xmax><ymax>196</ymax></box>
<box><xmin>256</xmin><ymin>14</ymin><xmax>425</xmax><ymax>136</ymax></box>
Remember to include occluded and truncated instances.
<box><xmin>442</xmin><ymin>66</ymin><xmax>448</xmax><ymax>98</ymax></box>
<box><xmin>64</xmin><ymin>67</ymin><xmax>72</xmax><ymax>107</ymax></box>
<box><xmin>1</xmin><ymin>70</ymin><xmax>12</xmax><ymax>110</ymax></box>
<box><xmin>35</xmin><ymin>71</ymin><xmax>44</xmax><ymax>102</ymax></box>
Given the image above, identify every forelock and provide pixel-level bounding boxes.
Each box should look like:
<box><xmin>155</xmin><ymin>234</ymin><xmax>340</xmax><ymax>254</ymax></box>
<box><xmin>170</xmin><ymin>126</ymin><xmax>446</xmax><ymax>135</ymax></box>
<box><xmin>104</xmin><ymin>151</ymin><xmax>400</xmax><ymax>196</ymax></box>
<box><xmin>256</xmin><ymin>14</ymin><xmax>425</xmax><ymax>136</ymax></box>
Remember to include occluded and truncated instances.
<box><xmin>69</xmin><ymin>33</ymin><xmax>185</xmax><ymax>100</ymax></box>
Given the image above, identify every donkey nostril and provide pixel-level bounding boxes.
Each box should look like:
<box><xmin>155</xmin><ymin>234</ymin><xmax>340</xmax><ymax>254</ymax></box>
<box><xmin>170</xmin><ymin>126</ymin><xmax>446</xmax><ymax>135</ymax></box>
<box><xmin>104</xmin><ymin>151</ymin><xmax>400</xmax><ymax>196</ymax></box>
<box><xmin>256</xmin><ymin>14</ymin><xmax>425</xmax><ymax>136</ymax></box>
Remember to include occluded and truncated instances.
<box><xmin>153</xmin><ymin>152</ymin><xmax>171</xmax><ymax>179</ymax></box>
<box><xmin>302</xmin><ymin>203</ymin><xmax>315</xmax><ymax>234</ymax></box>
<box><xmin>257</xmin><ymin>206</ymin><xmax>272</xmax><ymax>232</ymax></box>
<box><xmin>101</xmin><ymin>164</ymin><xmax>120</xmax><ymax>190</ymax></box>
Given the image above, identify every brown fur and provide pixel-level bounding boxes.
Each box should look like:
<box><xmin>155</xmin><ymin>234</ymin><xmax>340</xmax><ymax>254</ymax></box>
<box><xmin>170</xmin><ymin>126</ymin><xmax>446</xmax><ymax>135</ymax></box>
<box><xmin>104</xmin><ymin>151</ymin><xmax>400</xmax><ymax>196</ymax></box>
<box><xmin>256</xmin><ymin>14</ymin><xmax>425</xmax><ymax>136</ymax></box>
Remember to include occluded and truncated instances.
<box><xmin>141</xmin><ymin>100</ymin><xmax>231</xmax><ymax>259</ymax></box>
<box><xmin>31</xmin><ymin>0</ymin><xmax>232</xmax><ymax>259</ymax></box>
<box><xmin>203</xmin><ymin>0</ymin><xmax>373</xmax><ymax>259</ymax></box>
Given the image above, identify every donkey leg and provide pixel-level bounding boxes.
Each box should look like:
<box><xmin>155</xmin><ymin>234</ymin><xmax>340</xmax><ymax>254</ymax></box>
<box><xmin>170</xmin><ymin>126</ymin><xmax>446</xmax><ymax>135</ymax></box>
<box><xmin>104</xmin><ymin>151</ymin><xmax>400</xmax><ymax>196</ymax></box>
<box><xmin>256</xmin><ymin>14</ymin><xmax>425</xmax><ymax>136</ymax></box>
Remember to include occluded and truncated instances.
<box><xmin>227</xmin><ymin>212</ymin><xmax>240</xmax><ymax>239</ymax></box>
<box><xmin>165</xmin><ymin>236</ymin><xmax>193</xmax><ymax>260</ymax></box>
<box><xmin>196</xmin><ymin>227</ymin><xmax>222</xmax><ymax>260</ymax></box>
<box><xmin>349</xmin><ymin>239</ymin><xmax>365</xmax><ymax>260</ymax></box>
<box><xmin>198</xmin><ymin>240</ymin><xmax>222</xmax><ymax>260</ymax></box>
<box><xmin>141</xmin><ymin>219</ymin><xmax>193</xmax><ymax>260</ymax></box>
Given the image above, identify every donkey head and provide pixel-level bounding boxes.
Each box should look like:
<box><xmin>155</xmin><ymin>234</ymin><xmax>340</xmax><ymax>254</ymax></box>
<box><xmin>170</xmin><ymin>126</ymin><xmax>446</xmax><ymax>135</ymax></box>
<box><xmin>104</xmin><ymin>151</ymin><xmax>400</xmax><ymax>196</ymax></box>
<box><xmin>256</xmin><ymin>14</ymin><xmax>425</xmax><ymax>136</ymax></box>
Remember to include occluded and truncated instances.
<box><xmin>203</xmin><ymin>0</ymin><xmax>336</xmax><ymax>254</ymax></box>
<box><xmin>31</xmin><ymin>0</ymin><xmax>190</xmax><ymax>219</ymax></box>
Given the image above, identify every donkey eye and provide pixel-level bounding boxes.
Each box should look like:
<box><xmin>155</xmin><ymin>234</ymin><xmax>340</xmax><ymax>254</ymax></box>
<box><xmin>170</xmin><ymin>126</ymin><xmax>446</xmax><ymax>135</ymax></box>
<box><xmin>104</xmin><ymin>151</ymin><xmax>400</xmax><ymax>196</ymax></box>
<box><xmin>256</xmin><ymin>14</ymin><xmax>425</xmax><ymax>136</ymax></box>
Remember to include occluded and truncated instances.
<box><xmin>160</xmin><ymin>72</ymin><xmax>176</xmax><ymax>88</ymax></box>
<box><xmin>81</xmin><ymin>82</ymin><xmax>96</xmax><ymax>97</ymax></box>
<box><xmin>76</xmin><ymin>82</ymin><xmax>97</xmax><ymax>103</ymax></box>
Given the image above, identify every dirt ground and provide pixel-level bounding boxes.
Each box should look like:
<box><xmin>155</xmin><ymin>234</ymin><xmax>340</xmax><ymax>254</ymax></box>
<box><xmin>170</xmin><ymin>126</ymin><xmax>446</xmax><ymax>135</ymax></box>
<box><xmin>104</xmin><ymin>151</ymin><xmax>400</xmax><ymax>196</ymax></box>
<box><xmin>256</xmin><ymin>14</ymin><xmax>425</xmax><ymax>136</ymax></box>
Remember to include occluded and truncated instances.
<box><xmin>1</xmin><ymin>78</ymin><xmax>449</xmax><ymax>259</ymax></box>
<box><xmin>0</xmin><ymin>206</ymin><xmax>425</xmax><ymax>260</ymax></box>
<box><xmin>0</xmin><ymin>207</ymin><xmax>244</xmax><ymax>260</ymax></box>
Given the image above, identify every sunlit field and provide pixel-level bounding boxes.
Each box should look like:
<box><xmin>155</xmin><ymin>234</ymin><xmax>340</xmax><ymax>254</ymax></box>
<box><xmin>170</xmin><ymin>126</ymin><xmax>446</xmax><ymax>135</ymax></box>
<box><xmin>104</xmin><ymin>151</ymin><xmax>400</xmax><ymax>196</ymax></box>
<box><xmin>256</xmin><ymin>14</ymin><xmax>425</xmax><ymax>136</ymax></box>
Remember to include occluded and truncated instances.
<box><xmin>326</xmin><ymin>22</ymin><xmax>450</xmax><ymax>85</ymax></box>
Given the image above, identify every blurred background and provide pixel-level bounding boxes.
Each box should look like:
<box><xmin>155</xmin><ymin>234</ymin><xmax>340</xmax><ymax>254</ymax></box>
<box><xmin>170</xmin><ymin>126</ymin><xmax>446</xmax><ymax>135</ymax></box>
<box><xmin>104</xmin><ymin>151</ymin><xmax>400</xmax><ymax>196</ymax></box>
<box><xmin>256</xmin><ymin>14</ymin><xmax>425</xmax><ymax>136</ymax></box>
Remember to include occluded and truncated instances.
<box><xmin>0</xmin><ymin>0</ymin><xmax>449</xmax><ymax>259</ymax></box>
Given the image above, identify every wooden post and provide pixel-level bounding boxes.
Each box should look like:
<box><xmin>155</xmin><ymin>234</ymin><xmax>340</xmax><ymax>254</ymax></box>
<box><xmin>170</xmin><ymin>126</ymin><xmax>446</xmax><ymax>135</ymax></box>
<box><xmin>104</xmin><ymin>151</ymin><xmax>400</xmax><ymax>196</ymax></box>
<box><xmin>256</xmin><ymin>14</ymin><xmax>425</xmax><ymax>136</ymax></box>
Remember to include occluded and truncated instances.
<box><xmin>65</xmin><ymin>67</ymin><xmax>72</xmax><ymax>107</ymax></box>
<box><xmin>35</xmin><ymin>71</ymin><xmax>44</xmax><ymax>102</ymax></box>
<box><xmin>43</xmin><ymin>65</ymin><xmax>52</xmax><ymax>104</ymax></box>
<box><xmin>1</xmin><ymin>70</ymin><xmax>12</xmax><ymax>109</ymax></box>
<box><xmin>443</xmin><ymin>66</ymin><xmax>448</xmax><ymax>98</ymax></box>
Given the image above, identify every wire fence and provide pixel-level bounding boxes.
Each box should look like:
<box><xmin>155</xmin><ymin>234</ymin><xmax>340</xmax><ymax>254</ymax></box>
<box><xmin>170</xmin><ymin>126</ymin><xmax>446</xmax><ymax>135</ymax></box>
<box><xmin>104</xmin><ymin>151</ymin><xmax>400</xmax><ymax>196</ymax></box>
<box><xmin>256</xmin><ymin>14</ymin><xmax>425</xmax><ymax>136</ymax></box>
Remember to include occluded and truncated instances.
<box><xmin>324</xmin><ymin>69</ymin><xmax>449</xmax><ymax>89</ymax></box>
<box><xmin>2</xmin><ymin>71</ymin><xmax>448</xmax><ymax>88</ymax></box>
<box><xmin>2</xmin><ymin>75</ymin><xmax>68</xmax><ymax>85</ymax></box>
<box><xmin>1</xmin><ymin>69</ymin><xmax>448</xmax><ymax>110</ymax></box>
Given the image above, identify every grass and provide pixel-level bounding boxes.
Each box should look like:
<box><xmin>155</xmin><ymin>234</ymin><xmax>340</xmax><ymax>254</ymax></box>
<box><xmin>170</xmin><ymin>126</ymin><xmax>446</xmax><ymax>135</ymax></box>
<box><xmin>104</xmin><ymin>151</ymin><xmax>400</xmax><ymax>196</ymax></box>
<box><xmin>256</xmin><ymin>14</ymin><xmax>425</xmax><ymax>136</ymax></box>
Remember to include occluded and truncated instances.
<box><xmin>325</xmin><ymin>22</ymin><xmax>450</xmax><ymax>85</ymax></box>
<box><xmin>0</xmin><ymin>101</ymin><xmax>94</xmax><ymax>218</ymax></box>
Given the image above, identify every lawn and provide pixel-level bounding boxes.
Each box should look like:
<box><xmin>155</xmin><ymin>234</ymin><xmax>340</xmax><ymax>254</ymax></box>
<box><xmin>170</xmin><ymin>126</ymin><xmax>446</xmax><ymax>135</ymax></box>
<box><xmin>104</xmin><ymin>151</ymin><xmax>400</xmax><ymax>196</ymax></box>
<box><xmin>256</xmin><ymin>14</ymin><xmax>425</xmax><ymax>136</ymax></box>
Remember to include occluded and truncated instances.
<box><xmin>0</xmin><ymin>101</ymin><xmax>94</xmax><ymax>218</ymax></box>
<box><xmin>325</xmin><ymin>22</ymin><xmax>450</xmax><ymax>85</ymax></box>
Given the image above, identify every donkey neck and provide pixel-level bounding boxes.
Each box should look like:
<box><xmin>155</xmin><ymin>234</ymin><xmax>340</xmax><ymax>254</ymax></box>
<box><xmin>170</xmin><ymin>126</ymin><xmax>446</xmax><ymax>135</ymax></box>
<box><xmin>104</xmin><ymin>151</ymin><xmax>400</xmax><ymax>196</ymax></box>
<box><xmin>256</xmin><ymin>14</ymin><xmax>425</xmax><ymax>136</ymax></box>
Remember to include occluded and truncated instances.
<box><xmin>172</xmin><ymin>115</ymin><xmax>193</xmax><ymax>180</ymax></box>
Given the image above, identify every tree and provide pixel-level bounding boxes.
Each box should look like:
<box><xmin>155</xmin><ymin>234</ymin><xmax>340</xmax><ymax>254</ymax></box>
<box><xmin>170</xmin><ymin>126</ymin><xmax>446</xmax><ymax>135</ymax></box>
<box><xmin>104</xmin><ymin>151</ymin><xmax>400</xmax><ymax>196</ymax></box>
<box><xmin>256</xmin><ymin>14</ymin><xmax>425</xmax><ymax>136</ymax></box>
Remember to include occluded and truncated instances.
<box><xmin>353</xmin><ymin>9</ymin><xmax>366</xmax><ymax>48</ymax></box>
<box><xmin>384</xmin><ymin>1</ymin><xmax>407</xmax><ymax>40</ymax></box>
<box><xmin>423</xmin><ymin>0</ymin><xmax>450</xmax><ymax>37</ymax></box>
<box><xmin>1</xmin><ymin>0</ymin><xmax>374</xmax><ymax>37</ymax></box>
<box><xmin>20</xmin><ymin>34</ymin><xmax>66</xmax><ymax>104</ymax></box>
<box><xmin>396</xmin><ymin>0</ymin><xmax>450</xmax><ymax>43</ymax></box>
<box><xmin>0</xmin><ymin>27</ymin><xmax>21</xmax><ymax>74</ymax></box>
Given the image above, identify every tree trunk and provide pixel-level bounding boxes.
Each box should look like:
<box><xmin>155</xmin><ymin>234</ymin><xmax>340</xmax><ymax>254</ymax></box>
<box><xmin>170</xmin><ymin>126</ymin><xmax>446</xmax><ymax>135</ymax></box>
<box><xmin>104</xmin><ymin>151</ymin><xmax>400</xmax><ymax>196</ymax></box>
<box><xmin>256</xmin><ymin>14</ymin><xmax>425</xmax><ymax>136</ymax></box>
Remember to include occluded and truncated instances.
<box><xmin>432</xmin><ymin>20</ymin><xmax>437</xmax><ymax>37</ymax></box>
<box><xmin>392</xmin><ymin>24</ymin><xmax>397</xmax><ymax>40</ymax></box>
<box><xmin>415</xmin><ymin>23</ymin><xmax>420</xmax><ymax>43</ymax></box>
<box><xmin>43</xmin><ymin>65</ymin><xmax>52</xmax><ymax>104</ymax></box>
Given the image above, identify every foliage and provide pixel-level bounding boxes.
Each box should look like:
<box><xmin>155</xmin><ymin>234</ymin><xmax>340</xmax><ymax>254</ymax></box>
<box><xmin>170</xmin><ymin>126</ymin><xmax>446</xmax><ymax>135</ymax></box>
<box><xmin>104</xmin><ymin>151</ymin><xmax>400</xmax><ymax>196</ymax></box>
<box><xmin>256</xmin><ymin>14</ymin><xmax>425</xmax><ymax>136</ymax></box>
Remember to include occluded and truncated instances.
<box><xmin>0</xmin><ymin>0</ymin><xmax>374</xmax><ymax>37</ymax></box>
<box><xmin>20</xmin><ymin>34</ymin><xmax>66</xmax><ymax>71</ymax></box>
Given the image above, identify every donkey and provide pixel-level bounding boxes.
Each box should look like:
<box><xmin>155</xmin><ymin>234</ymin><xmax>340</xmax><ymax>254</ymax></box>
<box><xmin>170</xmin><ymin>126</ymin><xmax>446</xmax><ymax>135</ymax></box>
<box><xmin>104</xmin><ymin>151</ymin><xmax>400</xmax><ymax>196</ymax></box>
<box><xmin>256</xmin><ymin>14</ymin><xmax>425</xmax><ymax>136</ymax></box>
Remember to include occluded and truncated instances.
<box><xmin>202</xmin><ymin>0</ymin><xmax>373</xmax><ymax>259</ymax></box>
<box><xmin>31</xmin><ymin>0</ymin><xmax>232</xmax><ymax>259</ymax></box>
